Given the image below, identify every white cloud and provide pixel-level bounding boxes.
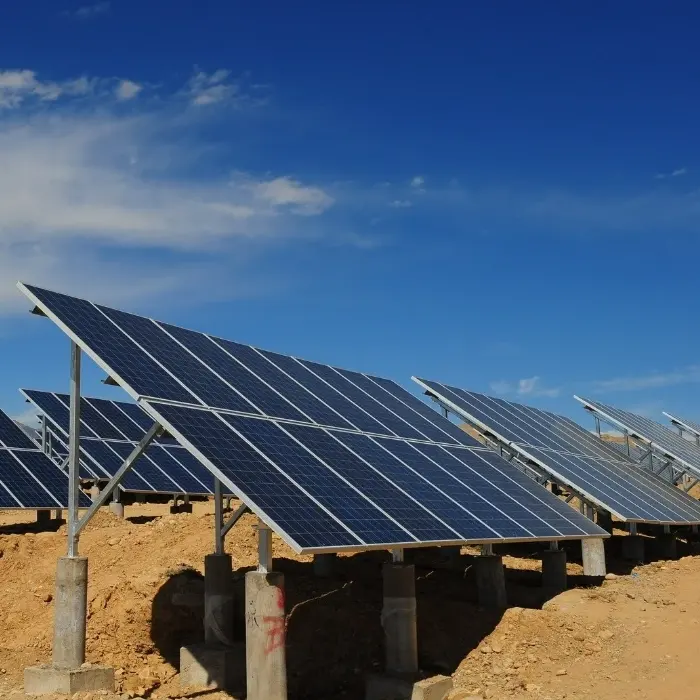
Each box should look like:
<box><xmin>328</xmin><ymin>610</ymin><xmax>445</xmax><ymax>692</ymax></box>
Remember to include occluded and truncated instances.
<box><xmin>0</xmin><ymin>66</ymin><xmax>368</xmax><ymax>317</ymax></box>
<box><xmin>591</xmin><ymin>366</ymin><xmax>700</xmax><ymax>393</ymax></box>
<box><xmin>115</xmin><ymin>79</ymin><xmax>142</xmax><ymax>101</ymax></box>
<box><xmin>490</xmin><ymin>376</ymin><xmax>560</xmax><ymax>398</ymax></box>
<box><xmin>253</xmin><ymin>176</ymin><xmax>334</xmax><ymax>215</ymax></box>
<box><xmin>0</xmin><ymin>70</ymin><xmax>93</xmax><ymax>109</ymax></box>
<box><xmin>410</xmin><ymin>176</ymin><xmax>425</xmax><ymax>188</ymax></box>
<box><xmin>389</xmin><ymin>200</ymin><xmax>412</xmax><ymax>209</ymax></box>
<box><xmin>12</xmin><ymin>407</ymin><xmax>39</xmax><ymax>429</ymax></box>
<box><xmin>186</xmin><ymin>69</ymin><xmax>239</xmax><ymax>106</ymax></box>
<box><xmin>517</xmin><ymin>376</ymin><xmax>560</xmax><ymax>398</ymax></box>
<box><xmin>73</xmin><ymin>2</ymin><xmax>110</xmax><ymax>19</ymax></box>
<box><xmin>655</xmin><ymin>167</ymin><xmax>687</xmax><ymax>180</ymax></box>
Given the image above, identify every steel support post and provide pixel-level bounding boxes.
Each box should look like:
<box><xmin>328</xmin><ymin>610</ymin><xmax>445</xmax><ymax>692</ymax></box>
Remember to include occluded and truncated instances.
<box><xmin>67</xmin><ymin>342</ymin><xmax>82</xmax><ymax>558</ymax></box>
<box><xmin>41</xmin><ymin>415</ymin><xmax>48</xmax><ymax>454</ymax></box>
<box><xmin>214</xmin><ymin>478</ymin><xmax>224</xmax><ymax>555</ymax></box>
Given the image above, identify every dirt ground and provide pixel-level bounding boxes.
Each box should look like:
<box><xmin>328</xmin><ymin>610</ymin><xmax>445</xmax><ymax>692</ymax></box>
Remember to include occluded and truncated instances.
<box><xmin>1</xmin><ymin>501</ymin><xmax>699</xmax><ymax>700</ymax></box>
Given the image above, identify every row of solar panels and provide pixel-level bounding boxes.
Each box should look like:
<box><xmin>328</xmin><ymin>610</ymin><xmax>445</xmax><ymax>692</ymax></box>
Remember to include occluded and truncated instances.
<box><xmin>6</xmin><ymin>283</ymin><xmax>700</xmax><ymax>553</ymax></box>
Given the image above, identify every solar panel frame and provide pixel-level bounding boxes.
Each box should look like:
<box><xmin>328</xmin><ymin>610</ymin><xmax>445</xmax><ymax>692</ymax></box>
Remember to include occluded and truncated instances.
<box><xmin>664</xmin><ymin>411</ymin><xmax>700</xmax><ymax>441</ymax></box>
<box><xmin>414</xmin><ymin>378</ymin><xmax>700</xmax><ymax>525</ymax></box>
<box><xmin>577</xmin><ymin>397</ymin><xmax>700</xmax><ymax>484</ymax></box>
<box><xmin>21</xmin><ymin>389</ymin><xmax>212</xmax><ymax>495</ymax></box>
<box><xmin>19</xmin><ymin>282</ymin><xmax>608</xmax><ymax>552</ymax></box>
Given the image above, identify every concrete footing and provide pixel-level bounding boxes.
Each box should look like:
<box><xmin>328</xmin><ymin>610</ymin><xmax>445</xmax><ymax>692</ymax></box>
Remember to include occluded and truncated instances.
<box><xmin>474</xmin><ymin>555</ymin><xmax>507</xmax><ymax>609</ymax></box>
<box><xmin>313</xmin><ymin>552</ymin><xmax>337</xmax><ymax>577</ymax></box>
<box><xmin>109</xmin><ymin>501</ymin><xmax>124</xmax><ymax>518</ymax></box>
<box><xmin>24</xmin><ymin>664</ymin><xmax>114</xmax><ymax>694</ymax></box>
<box><xmin>170</xmin><ymin>502</ymin><xmax>193</xmax><ymax>514</ymax></box>
<box><xmin>53</xmin><ymin>557</ymin><xmax>88</xmax><ymax>669</ymax></box>
<box><xmin>204</xmin><ymin>554</ymin><xmax>234</xmax><ymax>645</ymax></box>
<box><xmin>52</xmin><ymin>510</ymin><xmax>63</xmax><ymax>522</ymax></box>
<box><xmin>656</xmin><ymin>534</ymin><xmax>677</xmax><ymax>560</ymax></box>
<box><xmin>89</xmin><ymin>484</ymin><xmax>100</xmax><ymax>500</ymax></box>
<box><xmin>382</xmin><ymin>563</ymin><xmax>418</xmax><ymax>674</ymax></box>
<box><xmin>541</xmin><ymin>549</ymin><xmax>567</xmax><ymax>592</ymax></box>
<box><xmin>366</xmin><ymin>673</ymin><xmax>453</xmax><ymax>700</ymax></box>
<box><xmin>581</xmin><ymin>538</ymin><xmax>606</xmax><ymax>577</ymax></box>
<box><xmin>246</xmin><ymin>571</ymin><xmax>287</xmax><ymax>700</ymax></box>
<box><xmin>36</xmin><ymin>510</ymin><xmax>50</xmax><ymax>526</ymax></box>
<box><xmin>179</xmin><ymin>643</ymin><xmax>245</xmax><ymax>691</ymax></box>
<box><xmin>621</xmin><ymin>535</ymin><xmax>645</xmax><ymax>562</ymax></box>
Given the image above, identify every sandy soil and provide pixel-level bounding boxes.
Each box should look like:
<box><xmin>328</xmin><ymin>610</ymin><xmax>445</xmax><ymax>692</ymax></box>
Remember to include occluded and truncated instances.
<box><xmin>1</xmin><ymin>501</ymin><xmax>698</xmax><ymax>700</ymax></box>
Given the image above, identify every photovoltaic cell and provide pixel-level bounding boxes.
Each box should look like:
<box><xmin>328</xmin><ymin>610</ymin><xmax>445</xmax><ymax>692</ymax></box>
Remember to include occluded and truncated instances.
<box><xmin>0</xmin><ymin>410</ymin><xmax>39</xmax><ymax>449</ymax></box>
<box><xmin>415</xmin><ymin>378</ymin><xmax>700</xmax><ymax>524</ymax></box>
<box><xmin>20</xmin><ymin>282</ymin><xmax>609</xmax><ymax>550</ymax></box>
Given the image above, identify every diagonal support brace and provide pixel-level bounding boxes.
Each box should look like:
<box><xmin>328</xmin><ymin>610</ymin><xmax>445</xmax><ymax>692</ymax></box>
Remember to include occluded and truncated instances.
<box><xmin>221</xmin><ymin>502</ymin><xmax>250</xmax><ymax>540</ymax></box>
<box><xmin>73</xmin><ymin>422</ymin><xmax>162</xmax><ymax>538</ymax></box>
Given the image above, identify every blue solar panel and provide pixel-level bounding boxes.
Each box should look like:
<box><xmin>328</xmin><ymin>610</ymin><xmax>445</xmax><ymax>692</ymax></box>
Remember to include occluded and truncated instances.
<box><xmin>159</xmin><ymin>322</ymin><xmax>305</xmax><ymax>421</ymax></box>
<box><xmin>0</xmin><ymin>410</ymin><xmax>38</xmax><ymax>449</ymax></box>
<box><xmin>210</xmin><ymin>339</ymin><xmax>355</xmax><ymax>430</ymax></box>
<box><xmin>224</xmin><ymin>415</ymin><xmax>415</xmax><ymax>545</ymax></box>
<box><xmin>365</xmin><ymin>375</ymin><xmax>481</xmax><ymax>447</ymax></box>
<box><xmin>0</xmin><ymin>449</ymin><xmax>91</xmax><ymax>509</ymax></box>
<box><xmin>84</xmin><ymin>397</ymin><xmax>147</xmax><ymax>441</ymax></box>
<box><xmin>416</xmin><ymin>378</ymin><xmax>700</xmax><ymax>524</ymax></box>
<box><xmin>143</xmin><ymin>403</ymin><xmax>360</xmax><ymax>550</ymax></box>
<box><xmin>21</xmin><ymin>282</ymin><xmax>609</xmax><ymax>550</ymax></box>
<box><xmin>299</xmin><ymin>361</ymin><xmax>426</xmax><ymax>440</ymax></box>
<box><xmin>259</xmin><ymin>350</ymin><xmax>393</xmax><ymax>435</ymax></box>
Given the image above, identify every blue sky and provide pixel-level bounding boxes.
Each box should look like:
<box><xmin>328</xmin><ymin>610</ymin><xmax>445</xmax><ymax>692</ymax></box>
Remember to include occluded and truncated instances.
<box><xmin>2</xmin><ymin>0</ymin><xmax>700</xmax><ymax>433</ymax></box>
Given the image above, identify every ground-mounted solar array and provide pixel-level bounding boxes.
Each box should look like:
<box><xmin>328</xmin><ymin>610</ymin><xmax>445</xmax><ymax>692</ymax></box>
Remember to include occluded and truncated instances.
<box><xmin>19</xmin><ymin>283</ymin><xmax>608</xmax><ymax>553</ymax></box>
<box><xmin>0</xmin><ymin>408</ymin><xmax>91</xmax><ymax>509</ymax></box>
<box><xmin>413</xmin><ymin>378</ymin><xmax>700</xmax><ymax>525</ymax></box>
<box><xmin>577</xmin><ymin>397</ymin><xmax>700</xmax><ymax>485</ymax></box>
<box><xmin>22</xmin><ymin>390</ymin><xmax>215</xmax><ymax>495</ymax></box>
<box><xmin>665</xmin><ymin>411</ymin><xmax>700</xmax><ymax>442</ymax></box>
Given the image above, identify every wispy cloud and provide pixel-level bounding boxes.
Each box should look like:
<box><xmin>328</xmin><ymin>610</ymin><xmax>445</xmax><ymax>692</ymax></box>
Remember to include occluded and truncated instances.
<box><xmin>115</xmin><ymin>79</ymin><xmax>142</xmax><ymax>101</ymax></box>
<box><xmin>655</xmin><ymin>167</ymin><xmax>688</xmax><ymax>180</ymax></box>
<box><xmin>410</xmin><ymin>175</ymin><xmax>425</xmax><ymax>189</ymax></box>
<box><xmin>0</xmin><ymin>70</ymin><xmax>93</xmax><ymax>109</ymax></box>
<box><xmin>0</xmin><ymin>66</ymin><xmax>373</xmax><ymax>316</ymax></box>
<box><xmin>185</xmin><ymin>69</ymin><xmax>242</xmax><ymax>106</ymax></box>
<box><xmin>490</xmin><ymin>376</ymin><xmax>560</xmax><ymax>398</ymax></box>
<box><xmin>389</xmin><ymin>199</ymin><xmax>412</xmax><ymax>209</ymax></box>
<box><xmin>71</xmin><ymin>2</ymin><xmax>110</xmax><ymax>19</ymax></box>
<box><xmin>591</xmin><ymin>366</ymin><xmax>700</xmax><ymax>393</ymax></box>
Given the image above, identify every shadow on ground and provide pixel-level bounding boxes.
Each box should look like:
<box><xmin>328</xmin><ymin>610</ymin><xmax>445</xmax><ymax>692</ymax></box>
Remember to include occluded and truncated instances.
<box><xmin>150</xmin><ymin>541</ymin><xmax>631</xmax><ymax>699</ymax></box>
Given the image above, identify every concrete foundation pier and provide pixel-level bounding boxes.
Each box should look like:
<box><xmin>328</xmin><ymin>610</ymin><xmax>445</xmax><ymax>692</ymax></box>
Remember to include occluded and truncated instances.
<box><xmin>621</xmin><ymin>535</ymin><xmax>645</xmax><ymax>562</ymax></box>
<box><xmin>541</xmin><ymin>549</ymin><xmax>567</xmax><ymax>592</ymax></box>
<box><xmin>108</xmin><ymin>501</ymin><xmax>124</xmax><ymax>518</ymax></box>
<box><xmin>313</xmin><ymin>553</ymin><xmax>337</xmax><ymax>578</ymax></box>
<box><xmin>89</xmin><ymin>484</ymin><xmax>100</xmax><ymax>500</ymax></box>
<box><xmin>382</xmin><ymin>563</ymin><xmax>418</xmax><ymax>674</ymax></box>
<box><xmin>53</xmin><ymin>510</ymin><xmax>63</xmax><ymax>522</ymax></box>
<box><xmin>581</xmin><ymin>538</ymin><xmax>606</xmax><ymax>577</ymax></box>
<box><xmin>656</xmin><ymin>534</ymin><xmax>678</xmax><ymax>560</ymax></box>
<box><xmin>36</xmin><ymin>510</ymin><xmax>50</xmax><ymax>526</ymax></box>
<box><xmin>24</xmin><ymin>557</ymin><xmax>114</xmax><ymax>694</ymax></box>
<box><xmin>474</xmin><ymin>555</ymin><xmax>508</xmax><ymax>609</ymax></box>
<box><xmin>180</xmin><ymin>554</ymin><xmax>242</xmax><ymax>691</ymax></box>
<box><xmin>246</xmin><ymin>571</ymin><xmax>287</xmax><ymax>700</ymax></box>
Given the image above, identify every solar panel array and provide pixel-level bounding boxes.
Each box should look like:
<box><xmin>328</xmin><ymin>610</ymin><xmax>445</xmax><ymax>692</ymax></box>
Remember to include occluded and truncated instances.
<box><xmin>577</xmin><ymin>397</ymin><xmax>700</xmax><ymax>483</ymax></box>
<box><xmin>0</xmin><ymin>408</ymin><xmax>91</xmax><ymax>509</ymax></box>
<box><xmin>22</xmin><ymin>390</ymin><xmax>215</xmax><ymax>495</ymax></box>
<box><xmin>664</xmin><ymin>411</ymin><xmax>700</xmax><ymax>443</ymax></box>
<box><xmin>414</xmin><ymin>378</ymin><xmax>700</xmax><ymax>525</ymax></box>
<box><xmin>20</xmin><ymin>283</ymin><xmax>606</xmax><ymax>553</ymax></box>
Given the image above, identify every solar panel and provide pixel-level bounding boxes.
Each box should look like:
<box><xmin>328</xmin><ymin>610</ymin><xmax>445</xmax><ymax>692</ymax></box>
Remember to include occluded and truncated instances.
<box><xmin>577</xmin><ymin>397</ymin><xmax>700</xmax><ymax>486</ymax></box>
<box><xmin>21</xmin><ymin>389</ymin><xmax>212</xmax><ymax>495</ymax></box>
<box><xmin>414</xmin><ymin>378</ymin><xmax>700</xmax><ymax>525</ymax></box>
<box><xmin>20</xmin><ymin>283</ymin><xmax>607</xmax><ymax>553</ymax></box>
<box><xmin>0</xmin><ymin>408</ymin><xmax>92</xmax><ymax>510</ymax></box>
<box><xmin>665</xmin><ymin>412</ymin><xmax>700</xmax><ymax>440</ymax></box>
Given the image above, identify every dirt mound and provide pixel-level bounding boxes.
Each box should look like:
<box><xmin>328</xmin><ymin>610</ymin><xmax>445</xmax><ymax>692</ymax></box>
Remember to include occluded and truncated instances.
<box><xmin>1</xmin><ymin>506</ymin><xmax>700</xmax><ymax>699</ymax></box>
